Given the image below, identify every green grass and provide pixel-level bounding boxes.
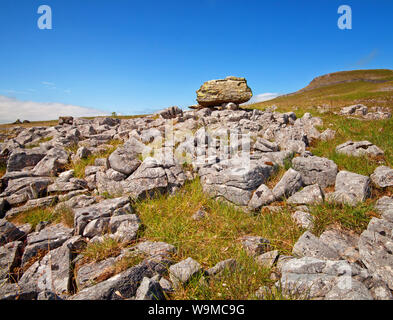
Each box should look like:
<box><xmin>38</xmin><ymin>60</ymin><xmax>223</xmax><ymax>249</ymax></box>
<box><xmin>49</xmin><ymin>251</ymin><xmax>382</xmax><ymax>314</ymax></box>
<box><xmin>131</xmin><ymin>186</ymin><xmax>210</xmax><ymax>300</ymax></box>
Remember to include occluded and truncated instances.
<box><xmin>134</xmin><ymin>178</ymin><xmax>304</xmax><ymax>300</ymax></box>
<box><xmin>25</xmin><ymin>136</ymin><xmax>53</xmax><ymax>149</ymax></box>
<box><xmin>80</xmin><ymin>237</ymin><xmax>123</xmax><ymax>263</ymax></box>
<box><xmin>247</xmin><ymin>69</ymin><xmax>393</xmax><ymax>111</ymax></box>
<box><xmin>9</xmin><ymin>207</ymin><xmax>58</xmax><ymax>230</ymax></box>
<box><xmin>309</xmin><ymin>201</ymin><xmax>377</xmax><ymax>237</ymax></box>
<box><xmin>68</xmin><ymin>139</ymin><xmax>123</xmax><ymax>178</ymax></box>
<box><xmin>8</xmin><ymin>202</ymin><xmax>75</xmax><ymax>229</ymax></box>
<box><xmin>310</xmin><ymin>114</ymin><xmax>392</xmax><ymax>176</ymax></box>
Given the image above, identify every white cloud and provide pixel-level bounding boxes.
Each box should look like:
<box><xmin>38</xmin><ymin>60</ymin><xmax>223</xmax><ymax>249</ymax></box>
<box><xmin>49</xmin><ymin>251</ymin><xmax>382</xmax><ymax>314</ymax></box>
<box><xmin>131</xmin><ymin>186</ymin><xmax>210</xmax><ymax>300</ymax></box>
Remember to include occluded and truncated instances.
<box><xmin>0</xmin><ymin>95</ymin><xmax>109</xmax><ymax>124</ymax></box>
<box><xmin>42</xmin><ymin>81</ymin><xmax>55</xmax><ymax>86</ymax></box>
<box><xmin>243</xmin><ymin>93</ymin><xmax>281</xmax><ymax>105</ymax></box>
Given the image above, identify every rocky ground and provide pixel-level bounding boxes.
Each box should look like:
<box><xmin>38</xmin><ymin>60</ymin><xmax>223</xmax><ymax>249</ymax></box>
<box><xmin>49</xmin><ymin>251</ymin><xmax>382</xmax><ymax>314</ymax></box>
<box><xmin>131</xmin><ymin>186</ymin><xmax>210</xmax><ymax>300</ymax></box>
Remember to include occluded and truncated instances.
<box><xmin>1</xmin><ymin>77</ymin><xmax>393</xmax><ymax>300</ymax></box>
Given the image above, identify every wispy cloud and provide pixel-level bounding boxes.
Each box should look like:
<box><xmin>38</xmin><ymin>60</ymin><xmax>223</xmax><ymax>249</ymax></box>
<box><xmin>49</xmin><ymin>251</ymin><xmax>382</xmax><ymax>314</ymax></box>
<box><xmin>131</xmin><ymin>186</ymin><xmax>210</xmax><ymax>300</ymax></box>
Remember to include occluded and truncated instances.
<box><xmin>355</xmin><ymin>49</ymin><xmax>379</xmax><ymax>67</ymax></box>
<box><xmin>42</xmin><ymin>81</ymin><xmax>56</xmax><ymax>87</ymax></box>
<box><xmin>1</xmin><ymin>89</ymin><xmax>29</xmax><ymax>95</ymax></box>
<box><xmin>0</xmin><ymin>95</ymin><xmax>109</xmax><ymax>124</ymax></box>
<box><xmin>242</xmin><ymin>93</ymin><xmax>281</xmax><ymax>105</ymax></box>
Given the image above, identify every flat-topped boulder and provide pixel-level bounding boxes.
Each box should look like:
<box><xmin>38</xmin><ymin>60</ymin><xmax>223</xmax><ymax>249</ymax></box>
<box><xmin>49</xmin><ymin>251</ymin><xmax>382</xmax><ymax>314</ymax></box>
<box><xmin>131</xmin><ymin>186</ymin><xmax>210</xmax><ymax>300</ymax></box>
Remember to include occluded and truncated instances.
<box><xmin>196</xmin><ymin>76</ymin><xmax>253</xmax><ymax>107</ymax></box>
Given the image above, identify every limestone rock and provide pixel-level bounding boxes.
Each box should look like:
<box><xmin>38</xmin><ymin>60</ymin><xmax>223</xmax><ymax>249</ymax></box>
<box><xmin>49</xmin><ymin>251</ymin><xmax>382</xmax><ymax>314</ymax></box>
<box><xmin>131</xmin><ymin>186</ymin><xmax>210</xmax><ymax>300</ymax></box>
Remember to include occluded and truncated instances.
<box><xmin>239</xmin><ymin>236</ymin><xmax>270</xmax><ymax>256</ymax></box>
<box><xmin>336</xmin><ymin>141</ymin><xmax>384</xmax><ymax>157</ymax></box>
<box><xmin>0</xmin><ymin>241</ymin><xmax>23</xmax><ymax>281</ymax></box>
<box><xmin>135</xmin><ymin>277</ymin><xmax>166</xmax><ymax>300</ymax></box>
<box><xmin>359</xmin><ymin>218</ymin><xmax>393</xmax><ymax>290</ymax></box>
<box><xmin>291</xmin><ymin>211</ymin><xmax>314</xmax><ymax>230</ymax></box>
<box><xmin>169</xmin><ymin>258</ymin><xmax>202</xmax><ymax>289</ymax></box>
<box><xmin>255</xmin><ymin>250</ymin><xmax>279</xmax><ymax>268</ymax></box>
<box><xmin>292</xmin><ymin>231</ymin><xmax>341</xmax><ymax>261</ymax></box>
<box><xmin>370</xmin><ymin>166</ymin><xmax>393</xmax><ymax>188</ymax></box>
<box><xmin>196</xmin><ymin>76</ymin><xmax>253</xmax><ymax>107</ymax></box>
<box><xmin>332</xmin><ymin>171</ymin><xmax>371</xmax><ymax>205</ymax></box>
<box><xmin>206</xmin><ymin>259</ymin><xmax>237</xmax><ymax>277</ymax></box>
<box><xmin>287</xmin><ymin>184</ymin><xmax>324</xmax><ymax>205</ymax></box>
<box><xmin>248</xmin><ymin>184</ymin><xmax>275</xmax><ymax>210</ymax></box>
<box><xmin>21</xmin><ymin>224</ymin><xmax>73</xmax><ymax>266</ymax></box>
<box><xmin>292</xmin><ymin>156</ymin><xmax>337</xmax><ymax>188</ymax></box>
<box><xmin>272</xmin><ymin>168</ymin><xmax>303</xmax><ymax>200</ymax></box>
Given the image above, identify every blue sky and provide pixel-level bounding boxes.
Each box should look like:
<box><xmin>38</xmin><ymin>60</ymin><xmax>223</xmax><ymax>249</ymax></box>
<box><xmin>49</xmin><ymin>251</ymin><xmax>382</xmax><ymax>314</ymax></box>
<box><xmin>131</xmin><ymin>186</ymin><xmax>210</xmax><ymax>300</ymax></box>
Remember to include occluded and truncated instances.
<box><xmin>0</xmin><ymin>0</ymin><xmax>392</xmax><ymax>122</ymax></box>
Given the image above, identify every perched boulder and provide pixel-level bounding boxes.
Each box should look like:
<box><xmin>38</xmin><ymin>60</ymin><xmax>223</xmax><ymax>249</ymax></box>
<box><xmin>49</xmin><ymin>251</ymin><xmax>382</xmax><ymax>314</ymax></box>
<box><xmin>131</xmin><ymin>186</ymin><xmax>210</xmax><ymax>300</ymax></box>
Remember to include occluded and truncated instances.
<box><xmin>196</xmin><ymin>76</ymin><xmax>253</xmax><ymax>107</ymax></box>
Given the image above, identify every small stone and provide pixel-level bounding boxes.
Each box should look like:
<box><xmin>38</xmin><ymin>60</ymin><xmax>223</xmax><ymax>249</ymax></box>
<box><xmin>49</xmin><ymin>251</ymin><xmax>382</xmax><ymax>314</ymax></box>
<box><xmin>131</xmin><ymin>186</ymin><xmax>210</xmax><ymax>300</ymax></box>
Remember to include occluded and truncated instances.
<box><xmin>255</xmin><ymin>250</ymin><xmax>279</xmax><ymax>268</ymax></box>
<box><xmin>239</xmin><ymin>236</ymin><xmax>271</xmax><ymax>256</ymax></box>
<box><xmin>287</xmin><ymin>184</ymin><xmax>324</xmax><ymax>205</ymax></box>
<box><xmin>169</xmin><ymin>258</ymin><xmax>202</xmax><ymax>289</ymax></box>
<box><xmin>248</xmin><ymin>184</ymin><xmax>275</xmax><ymax>210</ymax></box>
<box><xmin>272</xmin><ymin>168</ymin><xmax>303</xmax><ymax>200</ymax></box>
<box><xmin>206</xmin><ymin>259</ymin><xmax>237</xmax><ymax>277</ymax></box>
<box><xmin>292</xmin><ymin>231</ymin><xmax>341</xmax><ymax>261</ymax></box>
<box><xmin>370</xmin><ymin>166</ymin><xmax>393</xmax><ymax>188</ymax></box>
<box><xmin>291</xmin><ymin>211</ymin><xmax>314</xmax><ymax>230</ymax></box>
<box><xmin>135</xmin><ymin>277</ymin><xmax>166</xmax><ymax>300</ymax></box>
<box><xmin>192</xmin><ymin>209</ymin><xmax>208</xmax><ymax>221</ymax></box>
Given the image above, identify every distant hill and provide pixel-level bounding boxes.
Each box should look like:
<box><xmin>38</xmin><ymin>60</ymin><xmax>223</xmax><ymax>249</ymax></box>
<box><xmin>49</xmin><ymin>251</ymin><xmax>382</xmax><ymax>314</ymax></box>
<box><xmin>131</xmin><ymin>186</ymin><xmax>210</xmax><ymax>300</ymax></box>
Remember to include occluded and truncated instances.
<box><xmin>248</xmin><ymin>69</ymin><xmax>393</xmax><ymax>110</ymax></box>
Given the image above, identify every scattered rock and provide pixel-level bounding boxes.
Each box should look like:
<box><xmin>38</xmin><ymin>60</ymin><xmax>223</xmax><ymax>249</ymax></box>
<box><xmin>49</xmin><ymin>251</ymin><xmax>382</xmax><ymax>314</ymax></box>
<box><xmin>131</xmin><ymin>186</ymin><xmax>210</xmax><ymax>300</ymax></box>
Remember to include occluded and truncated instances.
<box><xmin>287</xmin><ymin>184</ymin><xmax>324</xmax><ymax>205</ymax></box>
<box><xmin>169</xmin><ymin>258</ymin><xmax>202</xmax><ymax>289</ymax></box>
<box><xmin>272</xmin><ymin>168</ymin><xmax>303</xmax><ymax>200</ymax></box>
<box><xmin>336</xmin><ymin>141</ymin><xmax>384</xmax><ymax>157</ymax></box>
<box><xmin>370</xmin><ymin>166</ymin><xmax>393</xmax><ymax>188</ymax></box>
<box><xmin>255</xmin><ymin>250</ymin><xmax>279</xmax><ymax>268</ymax></box>
<box><xmin>291</xmin><ymin>211</ymin><xmax>314</xmax><ymax>230</ymax></box>
<box><xmin>248</xmin><ymin>184</ymin><xmax>275</xmax><ymax>210</ymax></box>
<box><xmin>239</xmin><ymin>236</ymin><xmax>270</xmax><ymax>256</ymax></box>
<box><xmin>329</xmin><ymin>171</ymin><xmax>371</xmax><ymax>205</ymax></box>
<box><xmin>135</xmin><ymin>277</ymin><xmax>166</xmax><ymax>300</ymax></box>
<box><xmin>292</xmin><ymin>156</ymin><xmax>337</xmax><ymax>188</ymax></box>
<box><xmin>292</xmin><ymin>231</ymin><xmax>341</xmax><ymax>261</ymax></box>
<box><xmin>206</xmin><ymin>259</ymin><xmax>237</xmax><ymax>277</ymax></box>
